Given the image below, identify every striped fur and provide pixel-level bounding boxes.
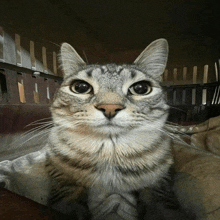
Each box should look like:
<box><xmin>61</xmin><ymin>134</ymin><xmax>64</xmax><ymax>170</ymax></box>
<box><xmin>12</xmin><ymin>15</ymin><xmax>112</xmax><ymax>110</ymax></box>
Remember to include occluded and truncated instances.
<box><xmin>46</xmin><ymin>39</ymin><xmax>172</xmax><ymax>219</ymax></box>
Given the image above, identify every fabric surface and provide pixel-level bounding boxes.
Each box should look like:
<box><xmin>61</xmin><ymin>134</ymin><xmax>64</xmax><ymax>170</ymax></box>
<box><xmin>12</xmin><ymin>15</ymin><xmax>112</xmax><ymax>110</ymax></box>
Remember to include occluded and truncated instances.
<box><xmin>0</xmin><ymin>146</ymin><xmax>50</xmax><ymax>205</ymax></box>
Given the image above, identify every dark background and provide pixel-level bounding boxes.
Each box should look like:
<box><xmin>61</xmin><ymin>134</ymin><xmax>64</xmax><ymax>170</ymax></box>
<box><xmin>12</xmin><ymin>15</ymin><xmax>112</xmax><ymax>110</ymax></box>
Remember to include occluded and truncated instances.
<box><xmin>1</xmin><ymin>0</ymin><xmax>220</xmax><ymax>69</ymax></box>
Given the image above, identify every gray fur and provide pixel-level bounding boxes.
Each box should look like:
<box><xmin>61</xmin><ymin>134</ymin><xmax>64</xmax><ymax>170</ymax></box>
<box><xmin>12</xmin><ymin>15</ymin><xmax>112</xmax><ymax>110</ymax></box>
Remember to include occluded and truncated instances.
<box><xmin>46</xmin><ymin>39</ymin><xmax>172</xmax><ymax>220</ymax></box>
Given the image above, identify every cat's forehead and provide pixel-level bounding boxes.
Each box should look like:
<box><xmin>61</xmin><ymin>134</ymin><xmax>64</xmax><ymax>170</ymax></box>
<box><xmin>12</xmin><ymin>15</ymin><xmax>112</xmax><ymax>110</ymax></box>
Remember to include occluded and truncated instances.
<box><xmin>77</xmin><ymin>64</ymin><xmax>149</xmax><ymax>81</ymax></box>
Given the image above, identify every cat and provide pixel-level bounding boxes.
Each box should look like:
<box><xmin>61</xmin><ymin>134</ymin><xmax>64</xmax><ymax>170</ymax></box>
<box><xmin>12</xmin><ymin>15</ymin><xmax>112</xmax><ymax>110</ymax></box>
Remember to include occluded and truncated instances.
<box><xmin>45</xmin><ymin>38</ymin><xmax>173</xmax><ymax>220</ymax></box>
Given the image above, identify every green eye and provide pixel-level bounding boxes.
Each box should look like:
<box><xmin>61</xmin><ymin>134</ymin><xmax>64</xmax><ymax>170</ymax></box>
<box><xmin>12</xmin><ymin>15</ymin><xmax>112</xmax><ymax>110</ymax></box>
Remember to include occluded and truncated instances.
<box><xmin>70</xmin><ymin>80</ymin><xmax>93</xmax><ymax>94</ymax></box>
<box><xmin>129</xmin><ymin>81</ymin><xmax>152</xmax><ymax>95</ymax></box>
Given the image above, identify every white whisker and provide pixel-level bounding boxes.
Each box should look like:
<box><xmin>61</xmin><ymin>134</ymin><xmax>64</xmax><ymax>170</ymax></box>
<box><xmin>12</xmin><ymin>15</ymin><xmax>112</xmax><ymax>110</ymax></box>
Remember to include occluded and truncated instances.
<box><xmin>8</xmin><ymin>122</ymin><xmax>53</xmax><ymax>149</ymax></box>
<box><xmin>158</xmin><ymin>127</ymin><xmax>200</xmax><ymax>150</ymax></box>
<box><xmin>21</xmin><ymin>123</ymin><xmax>53</xmax><ymax>138</ymax></box>
<box><xmin>18</xmin><ymin>129</ymin><xmax>51</xmax><ymax>147</ymax></box>
<box><xmin>25</xmin><ymin>117</ymin><xmax>52</xmax><ymax>127</ymax></box>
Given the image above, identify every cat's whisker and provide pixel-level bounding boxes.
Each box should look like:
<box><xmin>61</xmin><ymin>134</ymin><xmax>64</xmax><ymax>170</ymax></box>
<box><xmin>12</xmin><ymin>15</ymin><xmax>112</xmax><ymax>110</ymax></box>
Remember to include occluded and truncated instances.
<box><xmin>166</xmin><ymin>121</ymin><xmax>180</xmax><ymax>126</ymax></box>
<box><xmin>27</xmin><ymin>121</ymin><xmax>53</xmax><ymax>127</ymax></box>
<box><xmin>8</xmin><ymin>123</ymin><xmax>53</xmax><ymax>148</ymax></box>
<box><xmin>169</xmin><ymin>106</ymin><xmax>186</xmax><ymax>113</ymax></box>
<box><xmin>159</xmin><ymin>127</ymin><xmax>198</xmax><ymax>150</ymax></box>
<box><xmin>19</xmin><ymin>128</ymin><xmax>51</xmax><ymax>147</ymax></box>
<box><xmin>25</xmin><ymin>117</ymin><xmax>52</xmax><ymax>127</ymax></box>
<box><xmin>21</xmin><ymin>123</ymin><xmax>54</xmax><ymax>137</ymax></box>
<box><xmin>164</xmin><ymin>124</ymin><xmax>193</xmax><ymax>139</ymax></box>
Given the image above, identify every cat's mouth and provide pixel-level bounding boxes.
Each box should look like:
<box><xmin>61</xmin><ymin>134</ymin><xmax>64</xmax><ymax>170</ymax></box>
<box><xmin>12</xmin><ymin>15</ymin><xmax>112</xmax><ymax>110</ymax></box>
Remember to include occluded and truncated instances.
<box><xmin>98</xmin><ymin>121</ymin><xmax>124</xmax><ymax>128</ymax></box>
<box><xmin>93</xmin><ymin>119</ymin><xmax>139</xmax><ymax>134</ymax></box>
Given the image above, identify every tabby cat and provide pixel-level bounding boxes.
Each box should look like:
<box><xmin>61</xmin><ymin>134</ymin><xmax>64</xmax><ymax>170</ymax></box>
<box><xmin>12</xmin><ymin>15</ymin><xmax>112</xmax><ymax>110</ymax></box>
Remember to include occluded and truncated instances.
<box><xmin>45</xmin><ymin>39</ymin><xmax>173</xmax><ymax>220</ymax></box>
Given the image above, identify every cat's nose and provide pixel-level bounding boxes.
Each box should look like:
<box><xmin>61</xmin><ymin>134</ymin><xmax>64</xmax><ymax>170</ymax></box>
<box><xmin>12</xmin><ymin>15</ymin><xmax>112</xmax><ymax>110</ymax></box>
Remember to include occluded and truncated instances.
<box><xmin>95</xmin><ymin>104</ymin><xmax>125</xmax><ymax>119</ymax></box>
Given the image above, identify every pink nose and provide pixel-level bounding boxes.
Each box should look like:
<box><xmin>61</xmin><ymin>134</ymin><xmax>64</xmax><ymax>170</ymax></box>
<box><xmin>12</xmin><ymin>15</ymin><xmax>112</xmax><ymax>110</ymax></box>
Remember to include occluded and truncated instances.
<box><xmin>95</xmin><ymin>104</ymin><xmax>125</xmax><ymax>119</ymax></box>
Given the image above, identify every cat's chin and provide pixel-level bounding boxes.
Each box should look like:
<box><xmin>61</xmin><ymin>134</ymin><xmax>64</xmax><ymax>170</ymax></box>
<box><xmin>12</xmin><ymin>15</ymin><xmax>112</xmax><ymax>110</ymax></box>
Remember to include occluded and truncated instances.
<box><xmin>93</xmin><ymin>123</ymin><xmax>130</xmax><ymax>135</ymax></box>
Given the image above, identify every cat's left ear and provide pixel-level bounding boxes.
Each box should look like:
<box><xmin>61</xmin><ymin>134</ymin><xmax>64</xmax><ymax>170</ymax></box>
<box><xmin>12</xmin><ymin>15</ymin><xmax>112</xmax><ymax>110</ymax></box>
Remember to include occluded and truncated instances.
<box><xmin>60</xmin><ymin>43</ymin><xmax>86</xmax><ymax>78</ymax></box>
<box><xmin>134</xmin><ymin>39</ymin><xmax>168</xmax><ymax>79</ymax></box>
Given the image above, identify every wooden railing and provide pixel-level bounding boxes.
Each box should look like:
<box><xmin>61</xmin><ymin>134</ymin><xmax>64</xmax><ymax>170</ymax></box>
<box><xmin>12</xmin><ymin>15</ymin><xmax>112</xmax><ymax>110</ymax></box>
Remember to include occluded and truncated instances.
<box><xmin>0</xmin><ymin>27</ymin><xmax>62</xmax><ymax>76</ymax></box>
<box><xmin>0</xmin><ymin>28</ymin><xmax>219</xmax><ymax>124</ymax></box>
<box><xmin>162</xmin><ymin>62</ymin><xmax>219</xmax><ymax>85</ymax></box>
<box><xmin>0</xmin><ymin>28</ymin><xmax>62</xmax><ymax>105</ymax></box>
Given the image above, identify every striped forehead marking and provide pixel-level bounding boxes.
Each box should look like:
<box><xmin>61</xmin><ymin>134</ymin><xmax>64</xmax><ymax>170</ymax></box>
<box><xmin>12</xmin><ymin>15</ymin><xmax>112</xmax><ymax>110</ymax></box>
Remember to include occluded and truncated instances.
<box><xmin>100</xmin><ymin>65</ymin><xmax>125</xmax><ymax>75</ymax></box>
<box><xmin>85</xmin><ymin>69</ymin><xmax>93</xmax><ymax>77</ymax></box>
<box><xmin>82</xmin><ymin>65</ymin><xmax>141</xmax><ymax>79</ymax></box>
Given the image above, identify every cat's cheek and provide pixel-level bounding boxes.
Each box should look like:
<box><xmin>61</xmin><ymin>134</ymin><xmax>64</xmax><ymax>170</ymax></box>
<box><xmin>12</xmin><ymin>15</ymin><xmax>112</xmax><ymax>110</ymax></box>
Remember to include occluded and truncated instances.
<box><xmin>113</xmin><ymin>110</ymin><xmax>131</xmax><ymax>122</ymax></box>
<box><xmin>92</xmin><ymin>109</ymin><xmax>106</xmax><ymax>121</ymax></box>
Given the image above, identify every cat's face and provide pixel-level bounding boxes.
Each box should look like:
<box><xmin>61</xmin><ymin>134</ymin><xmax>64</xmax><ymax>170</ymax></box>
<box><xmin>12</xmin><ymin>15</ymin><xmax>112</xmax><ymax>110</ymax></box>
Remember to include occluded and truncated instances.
<box><xmin>51</xmin><ymin>39</ymin><xmax>169</xmax><ymax>136</ymax></box>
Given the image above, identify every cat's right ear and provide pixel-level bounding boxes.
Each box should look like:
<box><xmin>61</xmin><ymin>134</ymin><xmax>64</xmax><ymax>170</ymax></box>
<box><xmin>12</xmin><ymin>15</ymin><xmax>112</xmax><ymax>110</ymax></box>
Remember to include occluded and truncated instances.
<box><xmin>134</xmin><ymin>39</ymin><xmax>168</xmax><ymax>80</ymax></box>
<box><xmin>59</xmin><ymin>43</ymin><xmax>86</xmax><ymax>77</ymax></box>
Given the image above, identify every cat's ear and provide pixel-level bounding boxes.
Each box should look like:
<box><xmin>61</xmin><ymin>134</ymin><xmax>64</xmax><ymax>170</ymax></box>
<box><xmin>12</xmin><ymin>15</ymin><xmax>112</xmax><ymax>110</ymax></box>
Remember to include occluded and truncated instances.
<box><xmin>60</xmin><ymin>43</ymin><xmax>86</xmax><ymax>77</ymax></box>
<box><xmin>134</xmin><ymin>39</ymin><xmax>168</xmax><ymax>79</ymax></box>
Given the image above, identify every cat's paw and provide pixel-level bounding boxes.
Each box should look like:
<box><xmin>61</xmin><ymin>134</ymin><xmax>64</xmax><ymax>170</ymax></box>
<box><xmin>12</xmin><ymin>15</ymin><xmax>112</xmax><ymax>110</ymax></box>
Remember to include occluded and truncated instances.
<box><xmin>98</xmin><ymin>212</ymin><xmax>125</xmax><ymax>220</ymax></box>
<box><xmin>90</xmin><ymin>194</ymin><xmax>138</xmax><ymax>220</ymax></box>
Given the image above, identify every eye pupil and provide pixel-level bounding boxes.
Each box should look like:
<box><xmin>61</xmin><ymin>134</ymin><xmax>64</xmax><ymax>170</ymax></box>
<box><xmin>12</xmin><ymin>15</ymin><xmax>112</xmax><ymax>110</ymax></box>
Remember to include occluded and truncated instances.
<box><xmin>75</xmin><ymin>82</ymin><xmax>89</xmax><ymax>93</ymax></box>
<box><xmin>134</xmin><ymin>83</ymin><xmax>147</xmax><ymax>94</ymax></box>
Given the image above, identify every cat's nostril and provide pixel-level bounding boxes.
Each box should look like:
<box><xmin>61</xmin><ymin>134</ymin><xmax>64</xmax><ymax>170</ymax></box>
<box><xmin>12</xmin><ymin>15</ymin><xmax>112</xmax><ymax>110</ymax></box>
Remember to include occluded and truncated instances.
<box><xmin>99</xmin><ymin>108</ymin><xmax>106</xmax><ymax>113</ymax></box>
<box><xmin>95</xmin><ymin>104</ymin><xmax>125</xmax><ymax>119</ymax></box>
<box><xmin>115</xmin><ymin>108</ymin><xmax>122</xmax><ymax>112</ymax></box>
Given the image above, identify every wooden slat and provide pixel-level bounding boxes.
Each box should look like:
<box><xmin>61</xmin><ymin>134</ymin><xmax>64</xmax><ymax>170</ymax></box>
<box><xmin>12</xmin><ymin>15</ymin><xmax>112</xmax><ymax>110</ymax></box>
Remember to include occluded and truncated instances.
<box><xmin>192</xmin><ymin>66</ymin><xmax>197</xmax><ymax>105</ymax></box>
<box><xmin>203</xmin><ymin>65</ymin><xmax>209</xmax><ymax>83</ymax></box>
<box><xmin>18</xmin><ymin>81</ymin><xmax>26</xmax><ymax>103</ymax></box>
<box><xmin>42</xmin><ymin>46</ymin><xmax>48</xmax><ymax>73</ymax></box>
<box><xmin>3</xmin><ymin>33</ymin><xmax>16</xmax><ymax>65</ymax></box>
<box><xmin>214</xmin><ymin>62</ymin><xmax>218</xmax><ymax>82</ymax></box>
<box><xmin>15</xmin><ymin>34</ymin><xmax>22</xmax><ymax>66</ymax></box>
<box><xmin>30</xmin><ymin>41</ymin><xmax>36</xmax><ymax>69</ymax></box>
<box><xmin>183</xmin><ymin>67</ymin><xmax>187</xmax><ymax>82</ymax></box>
<box><xmin>20</xmin><ymin>36</ymin><xmax>32</xmax><ymax>69</ymax></box>
<box><xmin>173</xmin><ymin>68</ymin><xmax>177</xmax><ymax>84</ymax></box>
<box><xmin>34</xmin><ymin>41</ymin><xmax>45</xmax><ymax>73</ymax></box>
<box><xmin>192</xmin><ymin>66</ymin><xmax>197</xmax><ymax>84</ymax></box>
<box><xmin>202</xmin><ymin>65</ymin><xmax>209</xmax><ymax>105</ymax></box>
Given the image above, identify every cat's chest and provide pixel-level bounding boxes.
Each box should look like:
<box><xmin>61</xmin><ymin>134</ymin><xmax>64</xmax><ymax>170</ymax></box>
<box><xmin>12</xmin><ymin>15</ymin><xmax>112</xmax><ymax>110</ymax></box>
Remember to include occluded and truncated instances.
<box><xmin>93</xmin><ymin>164</ymin><xmax>121</xmax><ymax>187</ymax></box>
<box><xmin>52</xmin><ymin>131</ymin><xmax>170</xmax><ymax>191</ymax></box>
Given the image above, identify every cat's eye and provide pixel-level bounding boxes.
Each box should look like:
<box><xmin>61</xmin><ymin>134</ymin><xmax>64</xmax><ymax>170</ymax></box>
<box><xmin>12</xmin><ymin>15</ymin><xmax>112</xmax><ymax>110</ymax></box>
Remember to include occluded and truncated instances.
<box><xmin>128</xmin><ymin>81</ymin><xmax>152</xmax><ymax>95</ymax></box>
<box><xmin>70</xmin><ymin>80</ymin><xmax>93</xmax><ymax>94</ymax></box>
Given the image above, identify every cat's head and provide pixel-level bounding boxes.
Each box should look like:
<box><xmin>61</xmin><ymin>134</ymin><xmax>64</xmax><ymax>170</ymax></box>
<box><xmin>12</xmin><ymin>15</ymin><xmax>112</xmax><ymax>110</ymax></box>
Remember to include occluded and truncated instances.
<box><xmin>51</xmin><ymin>39</ymin><xmax>169</xmax><ymax>136</ymax></box>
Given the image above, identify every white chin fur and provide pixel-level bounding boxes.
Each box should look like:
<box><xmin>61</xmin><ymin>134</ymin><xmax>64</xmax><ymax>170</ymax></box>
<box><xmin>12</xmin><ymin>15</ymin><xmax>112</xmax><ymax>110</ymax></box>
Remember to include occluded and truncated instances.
<box><xmin>93</xmin><ymin>125</ymin><xmax>126</xmax><ymax>135</ymax></box>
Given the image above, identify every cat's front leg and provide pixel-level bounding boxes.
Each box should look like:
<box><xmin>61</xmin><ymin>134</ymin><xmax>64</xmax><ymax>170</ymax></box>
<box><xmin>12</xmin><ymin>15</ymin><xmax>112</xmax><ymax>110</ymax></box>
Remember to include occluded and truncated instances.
<box><xmin>48</xmin><ymin>179</ymin><xmax>90</xmax><ymax>219</ymax></box>
<box><xmin>88</xmin><ymin>188</ymin><xmax>138</xmax><ymax>220</ymax></box>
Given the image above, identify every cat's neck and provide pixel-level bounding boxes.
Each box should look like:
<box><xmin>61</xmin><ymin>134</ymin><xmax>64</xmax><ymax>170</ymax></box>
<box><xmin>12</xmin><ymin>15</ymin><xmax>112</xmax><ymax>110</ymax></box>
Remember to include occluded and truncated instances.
<box><xmin>49</xmin><ymin>125</ymin><xmax>168</xmax><ymax>158</ymax></box>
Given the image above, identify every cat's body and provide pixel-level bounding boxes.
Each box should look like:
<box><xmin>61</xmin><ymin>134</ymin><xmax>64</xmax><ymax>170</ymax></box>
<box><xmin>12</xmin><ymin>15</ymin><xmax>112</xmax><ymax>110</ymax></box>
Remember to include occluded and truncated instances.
<box><xmin>45</xmin><ymin>39</ymin><xmax>173</xmax><ymax>219</ymax></box>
